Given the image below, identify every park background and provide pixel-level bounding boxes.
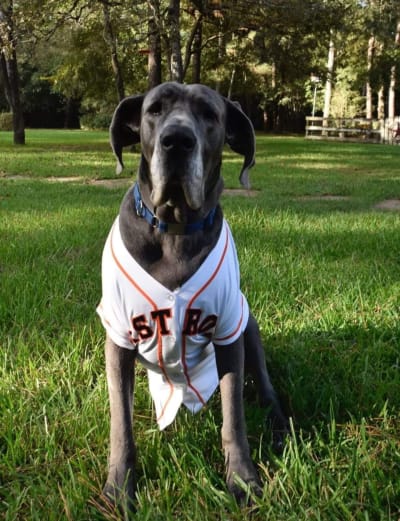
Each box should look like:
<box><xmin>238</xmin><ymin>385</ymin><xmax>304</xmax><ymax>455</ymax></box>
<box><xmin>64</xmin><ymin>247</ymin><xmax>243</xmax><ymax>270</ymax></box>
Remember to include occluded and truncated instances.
<box><xmin>1</xmin><ymin>0</ymin><xmax>400</xmax><ymax>140</ymax></box>
<box><xmin>1</xmin><ymin>1</ymin><xmax>400</xmax><ymax>520</ymax></box>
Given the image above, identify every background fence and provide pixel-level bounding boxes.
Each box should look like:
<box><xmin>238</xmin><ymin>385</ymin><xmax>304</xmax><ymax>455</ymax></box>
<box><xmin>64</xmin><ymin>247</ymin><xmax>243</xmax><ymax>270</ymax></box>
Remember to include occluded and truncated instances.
<box><xmin>305</xmin><ymin>116</ymin><xmax>400</xmax><ymax>144</ymax></box>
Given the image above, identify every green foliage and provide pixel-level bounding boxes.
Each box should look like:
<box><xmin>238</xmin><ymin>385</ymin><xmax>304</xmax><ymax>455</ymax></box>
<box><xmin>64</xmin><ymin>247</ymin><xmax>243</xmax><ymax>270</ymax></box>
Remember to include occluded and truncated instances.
<box><xmin>80</xmin><ymin>111</ymin><xmax>112</xmax><ymax>130</ymax></box>
<box><xmin>0</xmin><ymin>112</ymin><xmax>13</xmax><ymax>131</ymax></box>
<box><xmin>39</xmin><ymin>1</ymin><xmax>149</xmax><ymax>107</ymax></box>
<box><xmin>2</xmin><ymin>0</ymin><xmax>400</xmax><ymax>131</ymax></box>
<box><xmin>330</xmin><ymin>67</ymin><xmax>365</xmax><ymax>118</ymax></box>
<box><xmin>1</xmin><ymin>131</ymin><xmax>400</xmax><ymax>519</ymax></box>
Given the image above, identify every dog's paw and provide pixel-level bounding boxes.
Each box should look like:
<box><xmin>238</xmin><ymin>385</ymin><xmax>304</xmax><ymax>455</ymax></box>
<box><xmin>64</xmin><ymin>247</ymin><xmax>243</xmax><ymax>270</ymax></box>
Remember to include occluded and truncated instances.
<box><xmin>266</xmin><ymin>408</ymin><xmax>290</xmax><ymax>454</ymax></box>
<box><xmin>226</xmin><ymin>472</ymin><xmax>262</xmax><ymax>506</ymax></box>
<box><xmin>225</xmin><ymin>452</ymin><xmax>262</xmax><ymax>505</ymax></box>
<box><xmin>102</xmin><ymin>471</ymin><xmax>137</xmax><ymax>518</ymax></box>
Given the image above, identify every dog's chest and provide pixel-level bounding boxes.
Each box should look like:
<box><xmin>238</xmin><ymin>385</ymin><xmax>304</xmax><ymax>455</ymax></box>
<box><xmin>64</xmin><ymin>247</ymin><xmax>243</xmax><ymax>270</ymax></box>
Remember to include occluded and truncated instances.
<box><xmin>122</xmin><ymin>232</ymin><xmax>220</xmax><ymax>293</ymax></box>
<box><xmin>98</xmin><ymin>217</ymin><xmax>245</xmax><ymax>352</ymax></box>
<box><xmin>117</xmin><ymin>190</ymin><xmax>224</xmax><ymax>291</ymax></box>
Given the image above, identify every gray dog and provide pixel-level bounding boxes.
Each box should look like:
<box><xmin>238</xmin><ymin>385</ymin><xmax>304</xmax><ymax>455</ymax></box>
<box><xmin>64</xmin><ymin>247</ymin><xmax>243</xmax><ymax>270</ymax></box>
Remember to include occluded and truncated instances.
<box><xmin>97</xmin><ymin>82</ymin><xmax>288</xmax><ymax>513</ymax></box>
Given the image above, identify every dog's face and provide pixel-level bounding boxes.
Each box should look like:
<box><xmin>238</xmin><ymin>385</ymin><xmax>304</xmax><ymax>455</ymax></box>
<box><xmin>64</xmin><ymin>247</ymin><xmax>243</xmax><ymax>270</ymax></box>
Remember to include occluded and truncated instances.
<box><xmin>110</xmin><ymin>82</ymin><xmax>255</xmax><ymax>220</ymax></box>
<box><xmin>140</xmin><ymin>83</ymin><xmax>226</xmax><ymax>211</ymax></box>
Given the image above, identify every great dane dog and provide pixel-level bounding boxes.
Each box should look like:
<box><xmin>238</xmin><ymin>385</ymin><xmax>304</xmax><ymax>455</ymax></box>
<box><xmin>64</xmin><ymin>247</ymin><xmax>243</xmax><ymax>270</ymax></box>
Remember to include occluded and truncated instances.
<box><xmin>97</xmin><ymin>82</ymin><xmax>288</xmax><ymax>513</ymax></box>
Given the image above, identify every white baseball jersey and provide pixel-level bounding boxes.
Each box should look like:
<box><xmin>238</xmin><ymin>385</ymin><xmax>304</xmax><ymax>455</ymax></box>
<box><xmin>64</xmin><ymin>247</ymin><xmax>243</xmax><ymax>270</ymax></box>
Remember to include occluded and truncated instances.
<box><xmin>97</xmin><ymin>216</ymin><xmax>249</xmax><ymax>430</ymax></box>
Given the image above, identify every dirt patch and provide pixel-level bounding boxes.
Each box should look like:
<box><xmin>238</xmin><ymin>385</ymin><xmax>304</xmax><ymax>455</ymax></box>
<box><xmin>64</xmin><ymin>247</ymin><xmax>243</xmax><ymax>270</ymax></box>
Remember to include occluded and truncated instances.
<box><xmin>88</xmin><ymin>178</ymin><xmax>132</xmax><ymax>189</ymax></box>
<box><xmin>374</xmin><ymin>199</ymin><xmax>400</xmax><ymax>211</ymax></box>
<box><xmin>47</xmin><ymin>176</ymin><xmax>83</xmax><ymax>183</ymax></box>
<box><xmin>223</xmin><ymin>188</ymin><xmax>260</xmax><ymax>197</ymax></box>
<box><xmin>1</xmin><ymin>174</ymin><xmax>131</xmax><ymax>187</ymax></box>
<box><xmin>296</xmin><ymin>194</ymin><xmax>351</xmax><ymax>202</ymax></box>
<box><xmin>1</xmin><ymin>174</ymin><xmax>84</xmax><ymax>183</ymax></box>
<box><xmin>2</xmin><ymin>175</ymin><xmax>34</xmax><ymax>181</ymax></box>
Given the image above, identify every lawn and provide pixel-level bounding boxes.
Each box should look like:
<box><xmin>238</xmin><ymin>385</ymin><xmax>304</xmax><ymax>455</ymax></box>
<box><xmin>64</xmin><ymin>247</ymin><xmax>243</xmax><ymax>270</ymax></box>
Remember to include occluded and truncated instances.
<box><xmin>1</xmin><ymin>129</ymin><xmax>399</xmax><ymax>520</ymax></box>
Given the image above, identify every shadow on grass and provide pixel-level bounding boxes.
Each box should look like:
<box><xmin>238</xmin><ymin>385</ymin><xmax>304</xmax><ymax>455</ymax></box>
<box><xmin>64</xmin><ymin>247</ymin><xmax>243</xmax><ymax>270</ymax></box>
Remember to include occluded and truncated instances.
<box><xmin>262</xmin><ymin>324</ymin><xmax>400</xmax><ymax>429</ymax></box>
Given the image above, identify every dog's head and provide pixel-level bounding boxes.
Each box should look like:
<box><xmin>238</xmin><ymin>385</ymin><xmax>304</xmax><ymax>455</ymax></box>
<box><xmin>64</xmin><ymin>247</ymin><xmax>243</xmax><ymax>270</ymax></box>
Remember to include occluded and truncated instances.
<box><xmin>110</xmin><ymin>82</ymin><xmax>255</xmax><ymax>217</ymax></box>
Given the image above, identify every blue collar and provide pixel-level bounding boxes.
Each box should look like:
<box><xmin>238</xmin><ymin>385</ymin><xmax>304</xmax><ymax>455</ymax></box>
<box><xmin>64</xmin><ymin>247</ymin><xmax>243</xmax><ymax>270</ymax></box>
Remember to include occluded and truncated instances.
<box><xmin>133</xmin><ymin>183</ymin><xmax>216</xmax><ymax>235</ymax></box>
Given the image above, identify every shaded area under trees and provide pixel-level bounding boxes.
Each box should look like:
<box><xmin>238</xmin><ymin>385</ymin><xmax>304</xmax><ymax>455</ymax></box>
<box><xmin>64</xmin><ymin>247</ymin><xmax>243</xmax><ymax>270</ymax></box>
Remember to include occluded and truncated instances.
<box><xmin>1</xmin><ymin>0</ymin><xmax>400</xmax><ymax>140</ymax></box>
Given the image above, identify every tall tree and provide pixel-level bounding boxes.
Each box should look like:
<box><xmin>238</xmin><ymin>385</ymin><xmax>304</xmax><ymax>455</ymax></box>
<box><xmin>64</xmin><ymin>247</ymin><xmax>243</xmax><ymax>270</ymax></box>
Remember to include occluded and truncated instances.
<box><xmin>366</xmin><ymin>33</ymin><xmax>376</xmax><ymax>119</ymax></box>
<box><xmin>359</xmin><ymin>0</ymin><xmax>400</xmax><ymax>119</ymax></box>
<box><xmin>190</xmin><ymin>11</ymin><xmax>202</xmax><ymax>83</ymax></box>
<box><xmin>0</xmin><ymin>1</ymin><xmax>25</xmax><ymax>144</ymax></box>
<box><xmin>101</xmin><ymin>0</ymin><xmax>125</xmax><ymax>101</ymax></box>
<box><xmin>388</xmin><ymin>19</ymin><xmax>400</xmax><ymax>119</ymax></box>
<box><xmin>365</xmin><ymin>0</ymin><xmax>378</xmax><ymax>119</ymax></box>
<box><xmin>148</xmin><ymin>0</ymin><xmax>162</xmax><ymax>88</ymax></box>
<box><xmin>167</xmin><ymin>0</ymin><xmax>183</xmax><ymax>82</ymax></box>
<box><xmin>323</xmin><ymin>31</ymin><xmax>335</xmax><ymax>121</ymax></box>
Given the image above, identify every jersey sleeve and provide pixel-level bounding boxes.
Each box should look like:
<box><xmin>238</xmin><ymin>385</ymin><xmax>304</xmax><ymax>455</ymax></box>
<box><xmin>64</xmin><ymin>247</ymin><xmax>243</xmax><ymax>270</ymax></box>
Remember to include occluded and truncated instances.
<box><xmin>96</xmin><ymin>230</ymin><xmax>136</xmax><ymax>350</ymax></box>
<box><xmin>212</xmin><ymin>225</ymin><xmax>249</xmax><ymax>346</ymax></box>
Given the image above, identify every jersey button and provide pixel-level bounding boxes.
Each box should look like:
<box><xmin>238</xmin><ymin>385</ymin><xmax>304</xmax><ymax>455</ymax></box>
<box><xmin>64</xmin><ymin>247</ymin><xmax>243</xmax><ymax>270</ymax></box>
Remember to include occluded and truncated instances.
<box><xmin>168</xmin><ymin>294</ymin><xmax>175</xmax><ymax>302</ymax></box>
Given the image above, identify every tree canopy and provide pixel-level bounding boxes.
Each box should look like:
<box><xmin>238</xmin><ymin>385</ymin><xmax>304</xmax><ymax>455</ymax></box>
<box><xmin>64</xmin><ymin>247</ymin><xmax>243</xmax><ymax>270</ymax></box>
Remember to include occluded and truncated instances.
<box><xmin>0</xmin><ymin>0</ymin><xmax>399</xmax><ymax>137</ymax></box>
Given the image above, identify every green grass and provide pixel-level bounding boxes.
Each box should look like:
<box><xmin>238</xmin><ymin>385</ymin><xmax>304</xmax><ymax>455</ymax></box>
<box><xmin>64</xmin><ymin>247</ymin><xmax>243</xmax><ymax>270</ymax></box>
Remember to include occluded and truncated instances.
<box><xmin>1</xmin><ymin>130</ymin><xmax>400</xmax><ymax>520</ymax></box>
<box><xmin>0</xmin><ymin>129</ymin><xmax>128</xmax><ymax>179</ymax></box>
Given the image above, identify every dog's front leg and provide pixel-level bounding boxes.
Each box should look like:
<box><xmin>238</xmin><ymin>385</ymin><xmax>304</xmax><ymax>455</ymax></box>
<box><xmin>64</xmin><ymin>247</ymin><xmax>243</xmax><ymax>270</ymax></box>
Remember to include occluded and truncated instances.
<box><xmin>103</xmin><ymin>335</ymin><xmax>137</xmax><ymax>514</ymax></box>
<box><xmin>214</xmin><ymin>336</ymin><xmax>261</xmax><ymax>502</ymax></box>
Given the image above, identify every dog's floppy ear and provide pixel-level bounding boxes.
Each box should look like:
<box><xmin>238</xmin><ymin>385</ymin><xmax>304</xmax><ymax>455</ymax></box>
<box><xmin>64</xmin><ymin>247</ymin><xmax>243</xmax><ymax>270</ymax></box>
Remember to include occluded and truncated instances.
<box><xmin>109</xmin><ymin>95</ymin><xmax>144</xmax><ymax>174</ymax></box>
<box><xmin>224</xmin><ymin>99</ymin><xmax>256</xmax><ymax>188</ymax></box>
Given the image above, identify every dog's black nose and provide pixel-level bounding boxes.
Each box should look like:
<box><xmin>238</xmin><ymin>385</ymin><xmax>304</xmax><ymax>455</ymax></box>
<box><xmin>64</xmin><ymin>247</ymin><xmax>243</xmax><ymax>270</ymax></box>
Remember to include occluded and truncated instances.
<box><xmin>160</xmin><ymin>125</ymin><xmax>196</xmax><ymax>153</ymax></box>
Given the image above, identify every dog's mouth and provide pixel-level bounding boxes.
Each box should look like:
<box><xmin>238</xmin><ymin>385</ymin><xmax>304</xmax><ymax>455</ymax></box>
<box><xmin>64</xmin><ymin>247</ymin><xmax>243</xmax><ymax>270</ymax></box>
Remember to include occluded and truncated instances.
<box><xmin>152</xmin><ymin>183</ymin><xmax>201</xmax><ymax>224</ymax></box>
<box><xmin>150</xmin><ymin>172</ymin><xmax>204</xmax><ymax>216</ymax></box>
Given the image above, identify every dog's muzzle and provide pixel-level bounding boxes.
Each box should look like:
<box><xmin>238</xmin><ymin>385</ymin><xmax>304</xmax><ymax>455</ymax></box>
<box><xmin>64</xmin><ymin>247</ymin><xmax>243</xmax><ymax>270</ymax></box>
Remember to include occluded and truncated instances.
<box><xmin>150</xmin><ymin>123</ymin><xmax>204</xmax><ymax>210</ymax></box>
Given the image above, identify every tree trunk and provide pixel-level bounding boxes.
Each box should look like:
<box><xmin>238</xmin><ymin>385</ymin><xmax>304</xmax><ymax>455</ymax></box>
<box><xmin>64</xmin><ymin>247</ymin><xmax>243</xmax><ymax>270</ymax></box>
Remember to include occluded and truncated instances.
<box><xmin>64</xmin><ymin>97</ymin><xmax>80</xmax><ymax>129</ymax></box>
<box><xmin>167</xmin><ymin>0</ymin><xmax>183</xmax><ymax>82</ymax></box>
<box><xmin>102</xmin><ymin>2</ymin><xmax>125</xmax><ymax>101</ymax></box>
<box><xmin>388</xmin><ymin>66</ymin><xmax>396</xmax><ymax>120</ymax></box>
<box><xmin>377</xmin><ymin>85</ymin><xmax>385</xmax><ymax>120</ymax></box>
<box><xmin>182</xmin><ymin>10</ymin><xmax>203</xmax><ymax>82</ymax></box>
<box><xmin>148</xmin><ymin>20</ymin><xmax>162</xmax><ymax>88</ymax></box>
<box><xmin>215</xmin><ymin>24</ymin><xmax>225</xmax><ymax>93</ymax></box>
<box><xmin>388</xmin><ymin>20</ymin><xmax>400</xmax><ymax>120</ymax></box>
<box><xmin>323</xmin><ymin>32</ymin><xmax>335</xmax><ymax>122</ymax></box>
<box><xmin>148</xmin><ymin>0</ymin><xmax>162</xmax><ymax>89</ymax></box>
<box><xmin>366</xmin><ymin>35</ymin><xmax>375</xmax><ymax>119</ymax></box>
<box><xmin>0</xmin><ymin>3</ymin><xmax>25</xmax><ymax>145</ymax></box>
<box><xmin>191</xmin><ymin>15</ymin><xmax>202</xmax><ymax>83</ymax></box>
<box><xmin>227</xmin><ymin>67</ymin><xmax>236</xmax><ymax>99</ymax></box>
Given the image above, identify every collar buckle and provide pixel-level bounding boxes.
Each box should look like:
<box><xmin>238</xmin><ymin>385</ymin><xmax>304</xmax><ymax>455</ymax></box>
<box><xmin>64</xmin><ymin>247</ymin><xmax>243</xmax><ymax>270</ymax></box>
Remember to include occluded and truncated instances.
<box><xmin>135</xmin><ymin>197</ymin><xmax>145</xmax><ymax>218</ymax></box>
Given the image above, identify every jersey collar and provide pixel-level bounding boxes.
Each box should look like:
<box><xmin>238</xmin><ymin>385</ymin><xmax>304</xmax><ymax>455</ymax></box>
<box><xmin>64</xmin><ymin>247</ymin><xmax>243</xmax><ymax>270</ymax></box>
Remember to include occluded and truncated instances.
<box><xmin>133</xmin><ymin>183</ymin><xmax>216</xmax><ymax>235</ymax></box>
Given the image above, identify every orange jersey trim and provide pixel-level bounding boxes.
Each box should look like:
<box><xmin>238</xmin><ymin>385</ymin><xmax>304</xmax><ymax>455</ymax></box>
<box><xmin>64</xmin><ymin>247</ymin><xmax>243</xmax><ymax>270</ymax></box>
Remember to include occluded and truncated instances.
<box><xmin>109</xmin><ymin>222</ymin><xmax>175</xmax><ymax>424</ymax></box>
<box><xmin>180</xmin><ymin>225</ymin><xmax>230</xmax><ymax>404</ymax></box>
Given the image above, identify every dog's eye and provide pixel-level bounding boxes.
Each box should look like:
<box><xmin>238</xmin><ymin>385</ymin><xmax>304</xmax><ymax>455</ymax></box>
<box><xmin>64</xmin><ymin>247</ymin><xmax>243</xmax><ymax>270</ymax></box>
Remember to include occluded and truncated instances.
<box><xmin>148</xmin><ymin>101</ymin><xmax>162</xmax><ymax>116</ymax></box>
<box><xmin>203</xmin><ymin>108</ymin><xmax>218</xmax><ymax>122</ymax></box>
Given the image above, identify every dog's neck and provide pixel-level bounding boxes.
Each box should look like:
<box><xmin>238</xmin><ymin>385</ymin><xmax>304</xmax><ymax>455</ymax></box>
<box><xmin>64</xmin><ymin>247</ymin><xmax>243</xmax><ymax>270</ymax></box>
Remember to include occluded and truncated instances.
<box><xmin>118</xmin><ymin>178</ymin><xmax>224</xmax><ymax>290</ymax></box>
